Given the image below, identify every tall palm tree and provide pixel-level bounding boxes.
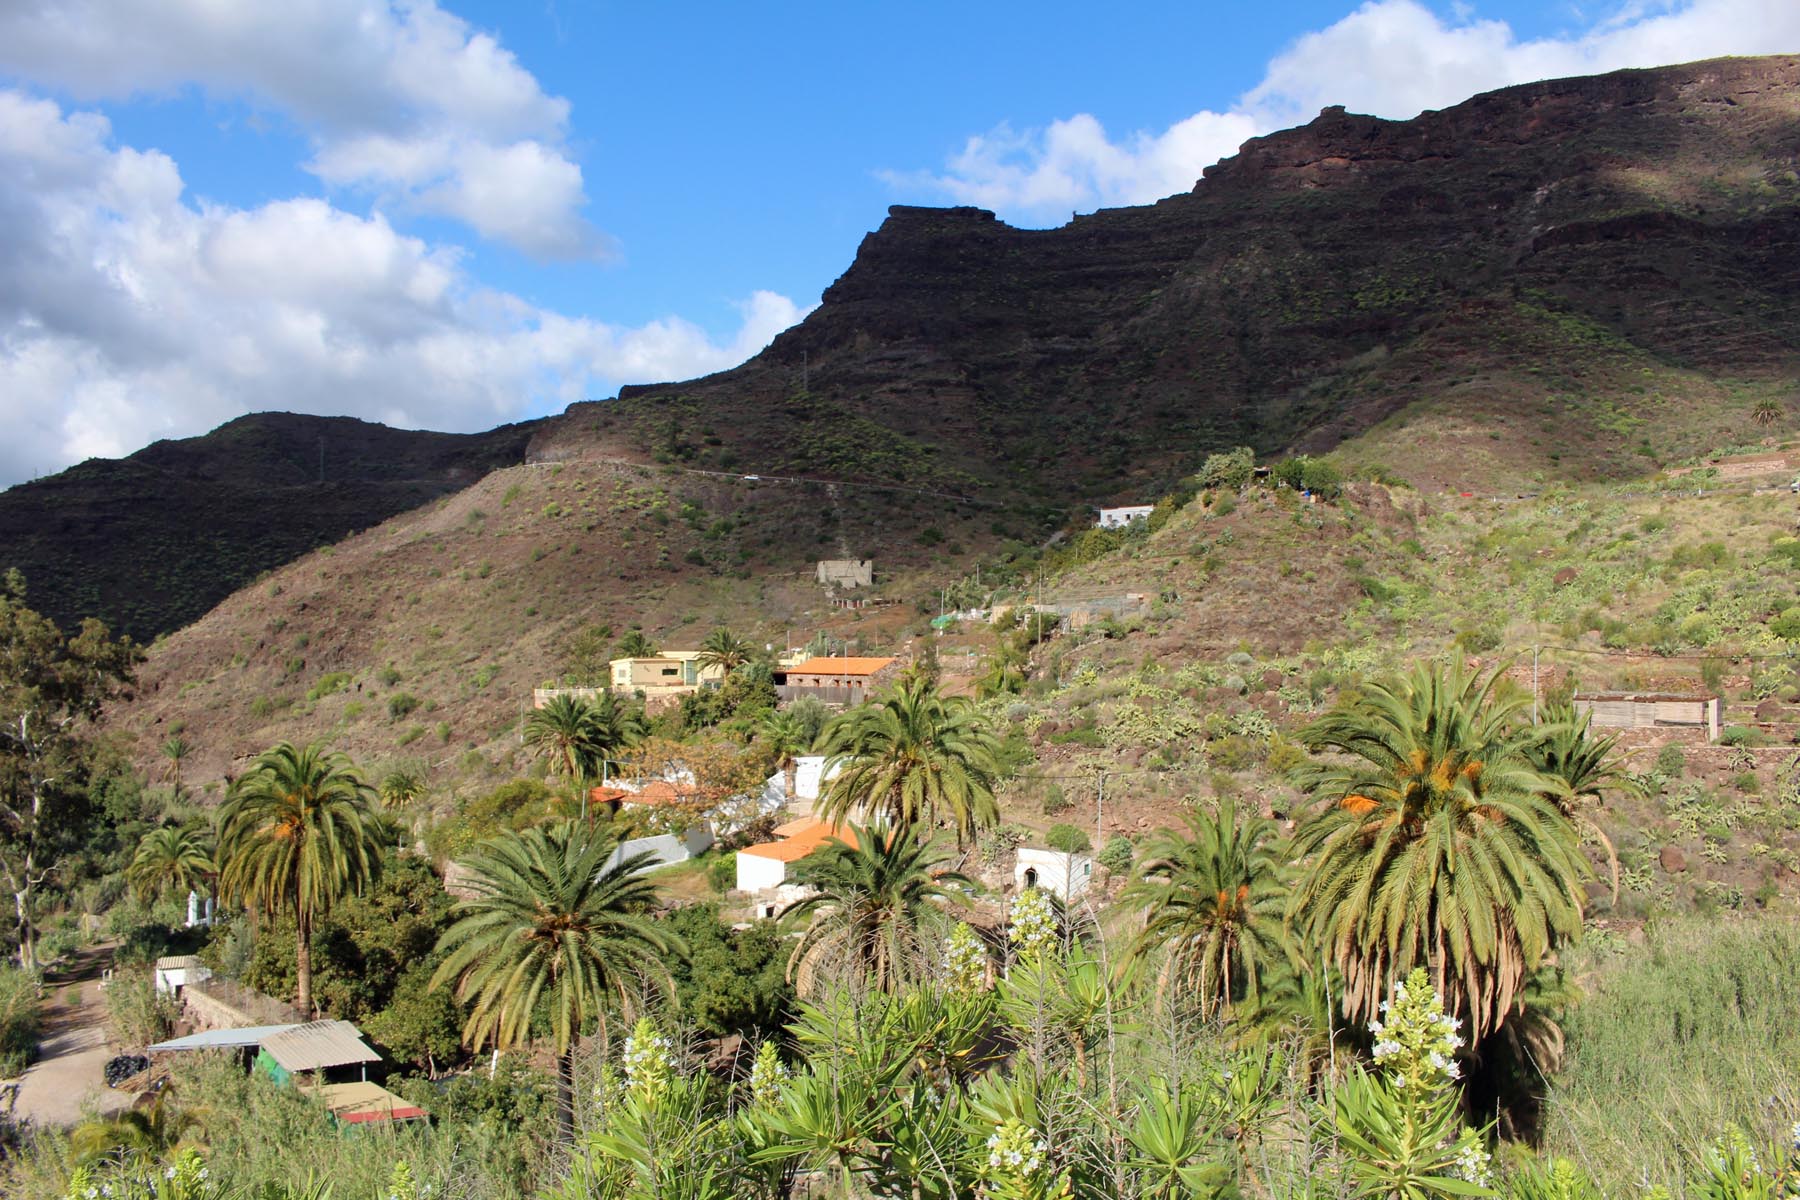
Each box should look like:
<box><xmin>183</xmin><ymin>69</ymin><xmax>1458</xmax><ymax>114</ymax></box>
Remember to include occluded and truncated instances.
<box><xmin>216</xmin><ymin>742</ymin><xmax>384</xmax><ymax>1016</ymax></box>
<box><xmin>758</xmin><ymin>707</ymin><xmax>815</xmax><ymax>803</ymax></box>
<box><xmin>816</xmin><ymin>675</ymin><xmax>1003</xmax><ymax>843</ymax></box>
<box><xmin>524</xmin><ymin>694</ymin><xmax>645</xmax><ymax>817</ymax></box>
<box><xmin>1752</xmin><ymin>397</ymin><xmax>1782</xmax><ymax>428</ymax></box>
<box><xmin>1123</xmin><ymin>798</ymin><xmax>1288</xmax><ymax>1018</ymax></box>
<box><xmin>696</xmin><ymin>627</ymin><xmax>753</xmax><ymax>675</ymax></box>
<box><xmin>126</xmin><ymin>826</ymin><xmax>215</xmax><ymax>904</ymax></box>
<box><xmin>615</xmin><ymin>629</ymin><xmax>656</xmax><ymax>659</ymax></box>
<box><xmin>781</xmin><ymin>823</ymin><xmax>971</xmax><ymax>995</ymax></box>
<box><xmin>431</xmin><ymin>822</ymin><xmax>684</xmax><ymax>1136</ymax></box>
<box><xmin>1288</xmin><ymin>662</ymin><xmax>1589</xmax><ymax>1041</ymax></box>
<box><xmin>159</xmin><ymin>735</ymin><xmax>191</xmax><ymax>791</ymax></box>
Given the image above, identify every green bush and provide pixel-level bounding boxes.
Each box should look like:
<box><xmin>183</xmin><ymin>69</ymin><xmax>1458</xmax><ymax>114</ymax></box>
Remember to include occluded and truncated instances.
<box><xmin>104</xmin><ymin>968</ymin><xmax>178</xmax><ymax>1048</ymax></box>
<box><xmin>1654</xmin><ymin>744</ymin><xmax>1687</xmax><ymax>777</ymax></box>
<box><xmin>305</xmin><ymin>671</ymin><xmax>352</xmax><ymax>701</ymax></box>
<box><xmin>0</xmin><ymin>965</ymin><xmax>40</xmax><ymax>1076</ymax></box>
<box><xmin>1045</xmin><ymin>823</ymin><xmax>1092</xmax><ymax>855</ymax></box>
<box><xmin>1194</xmin><ymin>447</ymin><xmax>1255</xmax><ymax>491</ymax></box>
<box><xmin>1718</xmin><ymin>725</ymin><xmax>1754</xmax><ymax>747</ymax></box>
<box><xmin>1770</xmin><ymin>607</ymin><xmax>1800</xmax><ymax>641</ymax></box>
<box><xmin>388</xmin><ymin>692</ymin><xmax>421</xmax><ymax>720</ymax></box>
<box><xmin>706</xmin><ymin>855</ymin><xmax>736</xmax><ymax>895</ymax></box>
<box><xmin>1097</xmin><ymin>836</ymin><xmax>1134</xmax><ymax>877</ymax></box>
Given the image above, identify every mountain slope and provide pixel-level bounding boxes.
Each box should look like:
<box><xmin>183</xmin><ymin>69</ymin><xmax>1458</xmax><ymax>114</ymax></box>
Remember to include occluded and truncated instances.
<box><xmin>540</xmin><ymin>54</ymin><xmax>1800</xmax><ymax>498</ymax></box>
<box><xmin>0</xmin><ymin>413</ymin><xmax>539</xmax><ymax>639</ymax></box>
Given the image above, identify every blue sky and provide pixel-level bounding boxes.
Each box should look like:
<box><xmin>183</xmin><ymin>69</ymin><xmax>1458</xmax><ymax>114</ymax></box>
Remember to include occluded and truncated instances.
<box><xmin>0</xmin><ymin>0</ymin><xmax>1795</xmax><ymax>486</ymax></box>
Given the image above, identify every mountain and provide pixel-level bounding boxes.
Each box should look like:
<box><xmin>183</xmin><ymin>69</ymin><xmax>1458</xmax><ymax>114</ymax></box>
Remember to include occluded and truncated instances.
<box><xmin>0</xmin><ymin>413</ymin><xmax>539</xmax><ymax>640</ymax></box>
<box><xmin>10</xmin><ymin>53</ymin><xmax>1800</xmax><ymax>647</ymax></box>
<box><xmin>540</xmin><ymin>54</ymin><xmax>1800</xmax><ymax>497</ymax></box>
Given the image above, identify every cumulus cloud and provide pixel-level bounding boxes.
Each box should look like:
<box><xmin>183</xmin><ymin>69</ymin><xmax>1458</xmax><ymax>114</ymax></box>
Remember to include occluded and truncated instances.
<box><xmin>897</xmin><ymin>0</ymin><xmax>1800</xmax><ymax>223</ymax></box>
<box><xmin>0</xmin><ymin>0</ymin><xmax>601</xmax><ymax>258</ymax></box>
<box><xmin>0</xmin><ymin>91</ymin><xmax>807</xmax><ymax>486</ymax></box>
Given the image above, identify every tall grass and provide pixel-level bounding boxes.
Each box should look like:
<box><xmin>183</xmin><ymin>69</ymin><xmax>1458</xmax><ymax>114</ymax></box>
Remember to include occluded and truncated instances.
<box><xmin>1541</xmin><ymin>917</ymin><xmax>1800</xmax><ymax>1193</ymax></box>
<box><xmin>0</xmin><ymin>964</ymin><xmax>40</xmax><ymax>1076</ymax></box>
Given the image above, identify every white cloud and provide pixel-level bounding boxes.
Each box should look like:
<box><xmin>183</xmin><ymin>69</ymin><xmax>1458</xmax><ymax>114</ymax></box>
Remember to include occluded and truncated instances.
<box><xmin>897</xmin><ymin>0</ymin><xmax>1800</xmax><ymax>223</ymax></box>
<box><xmin>0</xmin><ymin>91</ymin><xmax>807</xmax><ymax>486</ymax></box>
<box><xmin>0</xmin><ymin>0</ymin><xmax>600</xmax><ymax>258</ymax></box>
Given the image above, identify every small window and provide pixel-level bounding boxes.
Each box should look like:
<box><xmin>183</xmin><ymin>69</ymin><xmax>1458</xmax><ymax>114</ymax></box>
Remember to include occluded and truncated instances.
<box><xmin>660</xmin><ymin>668</ymin><xmax>678</xmax><ymax>677</ymax></box>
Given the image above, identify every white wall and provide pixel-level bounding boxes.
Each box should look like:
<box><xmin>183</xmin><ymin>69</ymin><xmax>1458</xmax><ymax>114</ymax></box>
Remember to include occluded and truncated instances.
<box><xmin>603</xmin><ymin>827</ymin><xmax>714</xmax><ymax>876</ymax></box>
<box><xmin>736</xmin><ymin>852</ymin><xmax>788</xmax><ymax>894</ymax></box>
<box><xmin>1015</xmin><ymin>847</ymin><xmax>1094</xmax><ymax>900</ymax></box>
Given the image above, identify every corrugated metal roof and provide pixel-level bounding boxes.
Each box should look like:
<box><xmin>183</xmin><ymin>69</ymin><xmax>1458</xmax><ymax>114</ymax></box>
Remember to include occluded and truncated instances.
<box><xmin>260</xmin><ymin>1020</ymin><xmax>381</xmax><ymax>1072</ymax></box>
<box><xmin>306</xmin><ymin>1081</ymin><xmax>428</xmax><ymax>1124</ymax></box>
<box><xmin>154</xmin><ymin>955</ymin><xmax>206</xmax><ymax>971</ymax></box>
<box><xmin>149</xmin><ymin>1024</ymin><xmax>298</xmax><ymax>1053</ymax></box>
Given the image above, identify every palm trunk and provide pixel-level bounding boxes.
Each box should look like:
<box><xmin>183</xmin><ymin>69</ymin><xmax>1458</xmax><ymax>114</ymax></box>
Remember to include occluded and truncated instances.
<box><xmin>295</xmin><ymin>910</ymin><xmax>313</xmax><ymax>1016</ymax></box>
<box><xmin>557</xmin><ymin>1044</ymin><xmax>577</xmax><ymax>1140</ymax></box>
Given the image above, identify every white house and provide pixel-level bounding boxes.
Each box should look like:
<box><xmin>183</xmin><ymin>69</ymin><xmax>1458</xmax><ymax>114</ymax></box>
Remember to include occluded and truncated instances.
<box><xmin>1095</xmin><ymin>505</ymin><xmax>1155</xmax><ymax>529</ymax></box>
<box><xmin>604</xmin><ymin>827</ymin><xmax>715</xmax><ymax>876</ymax></box>
<box><xmin>153</xmin><ymin>955</ymin><xmax>212</xmax><ymax>998</ymax></box>
<box><xmin>1015</xmin><ymin>846</ymin><xmax>1094</xmax><ymax>901</ymax></box>
<box><xmin>758</xmin><ymin>755</ymin><xmax>841</xmax><ymax>818</ymax></box>
<box><xmin>736</xmin><ymin>818</ymin><xmax>859</xmax><ymax>919</ymax></box>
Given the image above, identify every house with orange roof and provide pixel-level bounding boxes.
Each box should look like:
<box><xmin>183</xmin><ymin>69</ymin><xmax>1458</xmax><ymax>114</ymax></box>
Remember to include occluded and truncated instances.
<box><xmin>735</xmin><ymin>819</ymin><xmax>860</xmax><ymax>917</ymax></box>
<box><xmin>774</xmin><ymin>656</ymin><xmax>900</xmax><ymax>705</ymax></box>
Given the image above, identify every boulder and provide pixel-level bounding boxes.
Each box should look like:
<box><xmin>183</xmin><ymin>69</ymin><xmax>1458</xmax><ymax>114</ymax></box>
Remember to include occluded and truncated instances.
<box><xmin>1660</xmin><ymin>845</ymin><xmax>1688</xmax><ymax>873</ymax></box>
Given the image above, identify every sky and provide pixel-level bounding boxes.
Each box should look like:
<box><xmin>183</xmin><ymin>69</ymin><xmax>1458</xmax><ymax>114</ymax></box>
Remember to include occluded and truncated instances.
<box><xmin>1</xmin><ymin>1</ymin><xmax>1797</xmax><ymax>487</ymax></box>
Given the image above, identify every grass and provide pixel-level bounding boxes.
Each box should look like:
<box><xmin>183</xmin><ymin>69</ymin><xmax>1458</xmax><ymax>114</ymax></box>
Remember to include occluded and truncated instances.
<box><xmin>1542</xmin><ymin>918</ymin><xmax>1800</xmax><ymax>1190</ymax></box>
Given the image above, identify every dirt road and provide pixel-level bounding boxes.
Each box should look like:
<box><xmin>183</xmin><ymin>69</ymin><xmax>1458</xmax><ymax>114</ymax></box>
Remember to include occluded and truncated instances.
<box><xmin>11</xmin><ymin>946</ymin><xmax>132</xmax><ymax>1127</ymax></box>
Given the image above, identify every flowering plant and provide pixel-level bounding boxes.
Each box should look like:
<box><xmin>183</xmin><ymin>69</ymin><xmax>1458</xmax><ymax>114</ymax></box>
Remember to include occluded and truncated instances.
<box><xmin>944</xmin><ymin>921</ymin><xmax>991</xmax><ymax>995</ymax></box>
<box><xmin>978</xmin><ymin>1117</ymin><xmax>1072</xmax><ymax>1200</ymax></box>
<box><xmin>1007</xmin><ymin>889</ymin><xmax>1058</xmax><ymax>963</ymax></box>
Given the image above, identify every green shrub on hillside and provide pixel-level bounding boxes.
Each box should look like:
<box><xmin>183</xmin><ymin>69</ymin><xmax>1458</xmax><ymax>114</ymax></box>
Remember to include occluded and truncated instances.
<box><xmin>305</xmin><ymin>671</ymin><xmax>351</xmax><ymax>701</ymax></box>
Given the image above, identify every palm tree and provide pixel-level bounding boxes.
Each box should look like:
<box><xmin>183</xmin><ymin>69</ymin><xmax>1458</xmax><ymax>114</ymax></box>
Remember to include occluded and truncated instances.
<box><xmin>378</xmin><ymin>767</ymin><xmax>428</xmax><ymax>810</ymax></box>
<box><xmin>431</xmin><ymin>822</ymin><xmax>684</xmax><ymax>1136</ymax></box>
<box><xmin>525</xmin><ymin>694</ymin><xmax>603</xmax><ymax>790</ymax></box>
<box><xmin>216</xmin><ymin>742</ymin><xmax>385</xmax><ymax>1016</ymax></box>
<box><xmin>816</xmin><ymin>675</ymin><xmax>1003</xmax><ymax>843</ymax></box>
<box><xmin>126</xmin><ymin>826</ymin><xmax>215</xmax><ymax>904</ymax></box>
<box><xmin>758</xmin><ymin>707</ymin><xmax>815</xmax><ymax>803</ymax></box>
<box><xmin>616</xmin><ymin>629</ymin><xmax>656</xmax><ymax>659</ymax></box>
<box><xmin>159</xmin><ymin>735</ymin><xmax>192</xmax><ymax>790</ymax></box>
<box><xmin>781</xmin><ymin>823</ymin><xmax>971</xmax><ymax>995</ymax></box>
<box><xmin>1123</xmin><ymin>798</ymin><xmax>1289</xmax><ymax>1018</ymax></box>
<box><xmin>1288</xmin><ymin>662</ymin><xmax>1589</xmax><ymax>1041</ymax></box>
<box><xmin>1522</xmin><ymin>702</ymin><xmax>1635</xmax><ymax>903</ymax></box>
<box><xmin>976</xmin><ymin>645</ymin><xmax>1026</xmax><ymax>699</ymax></box>
<box><xmin>696</xmin><ymin>627</ymin><xmax>753</xmax><ymax>675</ymax></box>
<box><xmin>1752</xmin><ymin>397</ymin><xmax>1782</xmax><ymax>428</ymax></box>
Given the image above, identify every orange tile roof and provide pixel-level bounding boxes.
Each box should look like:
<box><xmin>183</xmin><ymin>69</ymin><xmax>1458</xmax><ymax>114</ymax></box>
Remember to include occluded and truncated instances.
<box><xmin>739</xmin><ymin>821</ymin><xmax>858</xmax><ymax>863</ymax></box>
<box><xmin>784</xmin><ymin>656</ymin><xmax>896</xmax><ymax>677</ymax></box>
<box><xmin>772</xmin><ymin>816</ymin><xmax>822</xmax><ymax>837</ymax></box>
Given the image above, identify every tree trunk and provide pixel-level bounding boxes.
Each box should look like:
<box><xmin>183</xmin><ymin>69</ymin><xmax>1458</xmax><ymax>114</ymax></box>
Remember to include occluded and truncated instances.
<box><xmin>557</xmin><ymin>1044</ymin><xmax>576</xmax><ymax>1140</ymax></box>
<box><xmin>295</xmin><ymin>910</ymin><xmax>313</xmax><ymax>1016</ymax></box>
<box><xmin>13</xmin><ymin>885</ymin><xmax>32</xmax><ymax>972</ymax></box>
<box><xmin>784</xmin><ymin>759</ymin><xmax>798</xmax><ymax>807</ymax></box>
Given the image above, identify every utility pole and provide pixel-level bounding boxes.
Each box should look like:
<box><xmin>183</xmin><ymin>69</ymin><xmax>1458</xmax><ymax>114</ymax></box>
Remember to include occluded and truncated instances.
<box><xmin>1532</xmin><ymin>644</ymin><xmax>1541</xmax><ymax>724</ymax></box>
<box><xmin>1095</xmin><ymin>771</ymin><xmax>1106</xmax><ymax>851</ymax></box>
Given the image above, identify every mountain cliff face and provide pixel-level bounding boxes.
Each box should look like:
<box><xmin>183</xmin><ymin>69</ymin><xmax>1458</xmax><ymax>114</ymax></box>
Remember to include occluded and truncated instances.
<box><xmin>9</xmin><ymin>55</ymin><xmax>1800</xmax><ymax>641</ymax></box>
<box><xmin>544</xmin><ymin>54</ymin><xmax>1800</xmax><ymax>497</ymax></box>
<box><xmin>0</xmin><ymin>413</ymin><xmax>538</xmax><ymax>639</ymax></box>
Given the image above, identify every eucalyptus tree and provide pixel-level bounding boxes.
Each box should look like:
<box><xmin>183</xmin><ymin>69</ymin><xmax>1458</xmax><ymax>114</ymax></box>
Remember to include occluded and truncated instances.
<box><xmin>216</xmin><ymin>742</ymin><xmax>385</xmax><ymax>1015</ymax></box>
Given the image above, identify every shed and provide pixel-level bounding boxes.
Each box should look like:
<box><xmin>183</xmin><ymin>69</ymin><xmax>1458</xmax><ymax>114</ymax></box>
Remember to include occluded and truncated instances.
<box><xmin>1016</xmin><ymin>846</ymin><xmax>1094</xmax><ymax>901</ymax></box>
<box><xmin>255</xmin><ymin>1020</ymin><xmax>381</xmax><ymax>1083</ymax></box>
<box><xmin>1095</xmin><ymin>506</ymin><xmax>1154</xmax><ymax>529</ymax></box>
<box><xmin>1573</xmin><ymin>693</ymin><xmax>1722</xmax><ymax>742</ymax></box>
<box><xmin>736</xmin><ymin>820</ymin><xmax>859</xmax><ymax>915</ymax></box>
<box><xmin>153</xmin><ymin>955</ymin><xmax>212</xmax><ymax>998</ymax></box>
<box><xmin>775</xmin><ymin>657</ymin><xmax>898</xmax><ymax>705</ymax></box>
<box><xmin>149</xmin><ymin>1025</ymin><xmax>299</xmax><ymax>1055</ymax></box>
<box><xmin>305</xmin><ymin>1081</ymin><xmax>429</xmax><ymax>1125</ymax></box>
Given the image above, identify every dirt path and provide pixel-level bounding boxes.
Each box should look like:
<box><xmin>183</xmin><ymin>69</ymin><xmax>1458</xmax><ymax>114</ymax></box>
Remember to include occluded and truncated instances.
<box><xmin>11</xmin><ymin>945</ymin><xmax>132</xmax><ymax>1128</ymax></box>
